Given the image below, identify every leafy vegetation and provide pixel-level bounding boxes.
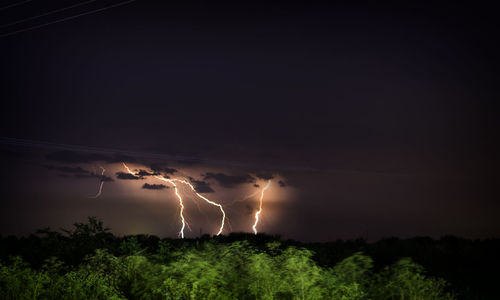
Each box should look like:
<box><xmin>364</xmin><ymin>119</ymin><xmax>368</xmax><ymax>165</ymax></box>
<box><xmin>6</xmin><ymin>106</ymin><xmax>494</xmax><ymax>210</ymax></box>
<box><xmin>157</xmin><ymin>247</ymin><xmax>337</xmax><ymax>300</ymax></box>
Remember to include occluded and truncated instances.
<box><xmin>0</xmin><ymin>217</ymin><xmax>497</xmax><ymax>299</ymax></box>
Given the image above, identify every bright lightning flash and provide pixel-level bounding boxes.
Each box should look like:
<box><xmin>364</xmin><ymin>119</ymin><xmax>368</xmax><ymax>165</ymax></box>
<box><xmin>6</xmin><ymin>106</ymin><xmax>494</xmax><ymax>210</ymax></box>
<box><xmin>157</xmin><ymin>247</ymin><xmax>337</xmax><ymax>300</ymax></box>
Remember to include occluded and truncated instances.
<box><xmin>154</xmin><ymin>175</ymin><xmax>187</xmax><ymax>238</ymax></box>
<box><xmin>172</xmin><ymin>179</ymin><xmax>226</xmax><ymax>236</ymax></box>
<box><xmin>252</xmin><ymin>180</ymin><xmax>271</xmax><ymax>235</ymax></box>
<box><xmin>122</xmin><ymin>163</ymin><xmax>136</xmax><ymax>175</ymax></box>
<box><xmin>122</xmin><ymin>162</ymin><xmax>187</xmax><ymax>238</ymax></box>
<box><xmin>89</xmin><ymin>166</ymin><xmax>106</xmax><ymax>198</ymax></box>
<box><xmin>121</xmin><ymin>163</ymin><xmax>226</xmax><ymax>238</ymax></box>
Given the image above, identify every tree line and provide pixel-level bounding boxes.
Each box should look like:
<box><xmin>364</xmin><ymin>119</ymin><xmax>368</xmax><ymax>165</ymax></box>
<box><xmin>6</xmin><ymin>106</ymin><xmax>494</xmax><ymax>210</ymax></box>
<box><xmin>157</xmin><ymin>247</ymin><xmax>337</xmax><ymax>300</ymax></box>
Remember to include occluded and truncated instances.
<box><xmin>0</xmin><ymin>217</ymin><xmax>498</xmax><ymax>299</ymax></box>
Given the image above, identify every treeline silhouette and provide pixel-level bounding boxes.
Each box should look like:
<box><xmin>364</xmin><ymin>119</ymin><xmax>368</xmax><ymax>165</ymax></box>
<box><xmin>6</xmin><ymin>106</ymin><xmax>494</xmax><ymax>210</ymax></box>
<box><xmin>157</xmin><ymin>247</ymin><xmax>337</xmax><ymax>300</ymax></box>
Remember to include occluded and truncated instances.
<box><xmin>0</xmin><ymin>217</ymin><xmax>498</xmax><ymax>299</ymax></box>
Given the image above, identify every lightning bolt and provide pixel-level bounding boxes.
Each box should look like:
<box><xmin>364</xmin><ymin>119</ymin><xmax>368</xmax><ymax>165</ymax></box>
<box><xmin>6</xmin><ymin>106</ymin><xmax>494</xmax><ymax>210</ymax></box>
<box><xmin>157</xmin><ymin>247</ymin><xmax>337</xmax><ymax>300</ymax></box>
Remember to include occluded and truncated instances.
<box><xmin>154</xmin><ymin>175</ymin><xmax>187</xmax><ymax>238</ymax></box>
<box><xmin>252</xmin><ymin>180</ymin><xmax>271</xmax><ymax>235</ymax></box>
<box><xmin>89</xmin><ymin>165</ymin><xmax>106</xmax><ymax>198</ymax></box>
<box><xmin>122</xmin><ymin>162</ymin><xmax>188</xmax><ymax>238</ymax></box>
<box><xmin>171</xmin><ymin>179</ymin><xmax>226</xmax><ymax>236</ymax></box>
<box><xmin>122</xmin><ymin>163</ymin><xmax>226</xmax><ymax>237</ymax></box>
<box><xmin>122</xmin><ymin>162</ymin><xmax>136</xmax><ymax>175</ymax></box>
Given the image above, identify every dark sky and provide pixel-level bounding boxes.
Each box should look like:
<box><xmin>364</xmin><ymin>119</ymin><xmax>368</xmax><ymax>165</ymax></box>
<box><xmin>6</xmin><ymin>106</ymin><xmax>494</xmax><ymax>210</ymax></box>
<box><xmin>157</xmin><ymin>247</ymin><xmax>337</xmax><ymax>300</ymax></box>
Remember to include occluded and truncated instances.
<box><xmin>0</xmin><ymin>0</ymin><xmax>498</xmax><ymax>241</ymax></box>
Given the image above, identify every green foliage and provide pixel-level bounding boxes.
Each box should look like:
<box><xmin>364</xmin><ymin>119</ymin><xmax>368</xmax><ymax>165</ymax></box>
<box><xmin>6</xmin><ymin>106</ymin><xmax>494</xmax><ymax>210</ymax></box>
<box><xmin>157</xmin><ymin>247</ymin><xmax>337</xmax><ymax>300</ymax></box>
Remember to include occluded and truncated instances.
<box><xmin>119</xmin><ymin>237</ymin><xmax>143</xmax><ymax>256</ymax></box>
<box><xmin>248</xmin><ymin>251</ymin><xmax>281</xmax><ymax>299</ymax></box>
<box><xmin>372</xmin><ymin>257</ymin><xmax>455</xmax><ymax>300</ymax></box>
<box><xmin>0</xmin><ymin>247</ymin><xmax>457</xmax><ymax>300</ymax></box>
<box><xmin>63</xmin><ymin>216</ymin><xmax>111</xmax><ymax>238</ymax></box>
<box><xmin>165</xmin><ymin>242</ymin><xmax>250</xmax><ymax>299</ymax></box>
<box><xmin>44</xmin><ymin>267</ymin><xmax>125</xmax><ymax>300</ymax></box>
<box><xmin>333</xmin><ymin>252</ymin><xmax>373</xmax><ymax>284</ymax></box>
<box><xmin>0</xmin><ymin>256</ymin><xmax>49</xmax><ymax>300</ymax></box>
<box><xmin>280</xmin><ymin>247</ymin><xmax>323</xmax><ymax>299</ymax></box>
<box><xmin>0</xmin><ymin>218</ymin><xmax>460</xmax><ymax>299</ymax></box>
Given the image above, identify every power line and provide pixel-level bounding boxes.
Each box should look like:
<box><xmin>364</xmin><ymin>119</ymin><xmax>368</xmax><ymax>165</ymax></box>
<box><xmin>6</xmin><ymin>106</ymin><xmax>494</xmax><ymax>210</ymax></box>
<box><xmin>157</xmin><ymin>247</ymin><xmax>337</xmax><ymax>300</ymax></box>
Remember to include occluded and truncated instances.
<box><xmin>0</xmin><ymin>0</ymin><xmax>135</xmax><ymax>38</ymax></box>
<box><xmin>0</xmin><ymin>136</ymin><xmax>421</xmax><ymax>177</ymax></box>
<box><xmin>0</xmin><ymin>0</ymin><xmax>33</xmax><ymax>12</ymax></box>
<box><xmin>0</xmin><ymin>0</ymin><xmax>99</xmax><ymax>29</ymax></box>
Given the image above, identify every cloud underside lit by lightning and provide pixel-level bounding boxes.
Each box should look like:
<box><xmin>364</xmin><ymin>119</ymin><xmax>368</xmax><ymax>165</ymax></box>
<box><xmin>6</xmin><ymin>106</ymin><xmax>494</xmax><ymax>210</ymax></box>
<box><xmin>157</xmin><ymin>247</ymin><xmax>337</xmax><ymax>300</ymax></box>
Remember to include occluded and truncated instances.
<box><xmin>252</xmin><ymin>180</ymin><xmax>271</xmax><ymax>235</ymax></box>
<box><xmin>121</xmin><ymin>162</ymin><xmax>226</xmax><ymax>238</ymax></box>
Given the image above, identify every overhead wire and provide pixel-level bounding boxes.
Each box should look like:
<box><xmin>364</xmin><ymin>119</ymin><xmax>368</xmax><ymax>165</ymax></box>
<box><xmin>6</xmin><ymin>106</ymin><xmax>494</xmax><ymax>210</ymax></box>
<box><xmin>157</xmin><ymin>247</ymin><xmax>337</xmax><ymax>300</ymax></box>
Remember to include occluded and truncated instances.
<box><xmin>0</xmin><ymin>0</ymin><xmax>100</xmax><ymax>29</ymax></box>
<box><xmin>0</xmin><ymin>136</ymin><xmax>420</xmax><ymax>177</ymax></box>
<box><xmin>0</xmin><ymin>0</ymin><xmax>135</xmax><ymax>38</ymax></box>
<box><xmin>0</xmin><ymin>0</ymin><xmax>33</xmax><ymax>12</ymax></box>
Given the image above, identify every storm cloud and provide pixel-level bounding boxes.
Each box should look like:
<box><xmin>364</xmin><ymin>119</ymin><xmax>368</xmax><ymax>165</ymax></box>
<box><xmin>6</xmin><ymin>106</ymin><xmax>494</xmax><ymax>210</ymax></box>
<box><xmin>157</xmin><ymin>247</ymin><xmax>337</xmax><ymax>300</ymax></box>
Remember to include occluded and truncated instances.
<box><xmin>254</xmin><ymin>172</ymin><xmax>274</xmax><ymax>181</ymax></box>
<box><xmin>203</xmin><ymin>172</ymin><xmax>254</xmax><ymax>188</ymax></box>
<box><xmin>116</xmin><ymin>172</ymin><xmax>143</xmax><ymax>180</ymax></box>
<box><xmin>45</xmin><ymin>164</ymin><xmax>114</xmax><ymax>182</ymax></box>
<box><xmin>188</xmin><ymin>177</ymin><xmax>215</xmax><ymax>193</ymax></box>
<box><xmin>142</xmin><ymin>183</ymin><xmax>168</xmax><ymax>190</ymax></box>
<box><xmin>150</xmin><ymin>164</ymin><xmax>177</xmax><ymax>175</ymax></box>
<box><xmin>136</xmin><ymin>170</ymin><xmax>160</xmax><ymax>176</ymax></box>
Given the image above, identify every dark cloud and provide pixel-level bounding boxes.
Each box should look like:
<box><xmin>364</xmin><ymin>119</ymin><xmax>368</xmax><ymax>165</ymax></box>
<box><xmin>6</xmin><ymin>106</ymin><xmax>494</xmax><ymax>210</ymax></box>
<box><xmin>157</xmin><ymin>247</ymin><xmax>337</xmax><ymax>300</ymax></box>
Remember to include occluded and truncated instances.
<box><xmin>150</xmin><ymin>164</ymin><xmax>177</xmax><ymax>175</ymax></box>
<box><xmin>116</xmin><ymin>172</ymin><xmax>143</xmax><ymax>180</ymax></box>
<box><xmin>278</xmin><ymin>180</ymin><xmax>286</xmax><ymax>188</ymax></box>
<box><xmin>149</xmin><ymin>164</ymin><xmax>162</xmax><ymax>172</ymax></box>
<box><xmin>203</xmin><ymin>172</ymin><xmax>254</xmax><ymax>188</ymax></box>
<box><xmin>254</xmin><ymin>172</ymin><xmax>274</xmax><ymax>180</ymax></box>
<box><xmin>142</xmin><ymin>183</ymin><xmax>168</xmax><ymax>190</ymax></box>
<box><xmin>45</xmin><ymin>164</ymin><xmax>114</xmax><ymax>182</ymax></box>
<box><xmin>45</xmin><ymin>165</ymin><xmax>89</xmax><ymax>174</ymax></box>
<box><xmin>95</xmin><ymin>174</ymin><xmax>114</xmax><ymax>182</ymax></box>
<box><xmin>46</xmin><ymin>150</ymin><xmax>136</xmax><ymax>164</ymax></box>
<box><xmin>188</xmin><ymin>177</ymin><xmax>215</xmax><ymax>193</ymax></box>
<box><xmin>163</xmin><ymin>167</ymin><xmax>177</xmax><ymax>174</ymax></box>
<box><xmin>136</xmin><ymin>169</ymin><xmax>160</xmax><ymax>176</ymax></box>
<box><xmin>149</xmin><ymin>164</ymin><xmax>163</xmax><ymax>172</ymax></box>
<box><xmin>112</xmin><ymin>153</ymin><xmax>137</xmax><ymax>163</ymax></box>
<box><xmin>254</xmin><ymin>184</ymin><xmax>260</xmax><ymax>188</ymax></box>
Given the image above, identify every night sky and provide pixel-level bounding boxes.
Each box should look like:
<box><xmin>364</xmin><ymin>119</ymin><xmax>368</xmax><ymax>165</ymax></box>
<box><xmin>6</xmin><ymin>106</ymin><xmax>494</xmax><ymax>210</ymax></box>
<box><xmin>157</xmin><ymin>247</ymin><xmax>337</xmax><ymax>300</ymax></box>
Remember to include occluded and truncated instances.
<box><xmin>0</xmin><ymin>1</ymin><xmax>498</xmax><ymax>241</ymax></box>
